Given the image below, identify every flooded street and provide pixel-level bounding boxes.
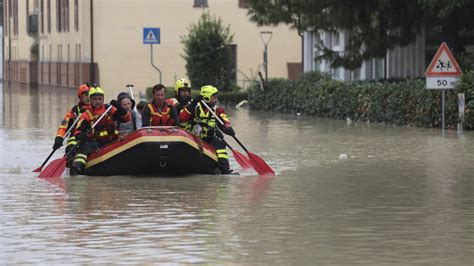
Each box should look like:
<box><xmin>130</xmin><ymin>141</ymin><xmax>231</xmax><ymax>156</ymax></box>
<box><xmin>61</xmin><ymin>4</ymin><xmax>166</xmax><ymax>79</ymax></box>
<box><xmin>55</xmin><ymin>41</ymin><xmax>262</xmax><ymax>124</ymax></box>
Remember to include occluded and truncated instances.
<box><xmin>1</xmin><ymin>82</ymin><xmax>473</xmax><ymax>264</ymax></box>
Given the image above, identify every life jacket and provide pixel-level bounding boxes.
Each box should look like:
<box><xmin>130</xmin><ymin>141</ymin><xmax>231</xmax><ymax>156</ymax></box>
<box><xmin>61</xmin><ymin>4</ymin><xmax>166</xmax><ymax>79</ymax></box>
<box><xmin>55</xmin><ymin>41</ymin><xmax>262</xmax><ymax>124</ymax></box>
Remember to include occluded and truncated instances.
<box><xmin>147</xmin><ymin>101</ymin><xmax>175</xmax><ymax>126</ymax></box>
<box><xmin>84</xmin><ymin>104</ymin><xmax>119</xmax><ymax>143</ymax></box>
<box><xmin>117</xmin><ymin>110</ymin><xmax>137</xmax><ymax>133</ymax></box>
<box><xmin>193</xmin><ymin>103</ymin><xmax>217</xmax><ymax>138</ymax></box>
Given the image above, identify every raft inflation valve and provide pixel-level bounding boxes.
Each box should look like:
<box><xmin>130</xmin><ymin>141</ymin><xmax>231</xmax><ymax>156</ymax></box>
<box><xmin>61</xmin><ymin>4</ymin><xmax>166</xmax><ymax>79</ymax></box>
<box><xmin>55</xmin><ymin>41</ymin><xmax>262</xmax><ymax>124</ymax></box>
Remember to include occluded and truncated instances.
<box><xmin>147</xmin><ymin>128</ymin><xmax>152</xmax><ymax>133</ymax></box>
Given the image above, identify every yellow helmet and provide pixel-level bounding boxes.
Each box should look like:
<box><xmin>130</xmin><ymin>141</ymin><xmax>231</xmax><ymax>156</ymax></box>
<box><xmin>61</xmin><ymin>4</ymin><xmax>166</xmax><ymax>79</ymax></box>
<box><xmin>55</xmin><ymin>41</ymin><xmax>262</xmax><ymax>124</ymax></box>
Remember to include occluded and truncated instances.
<box><xmin>174</xmin><ymin>78</ymin><xmax>191</xmax><ymax>94</ymax></box>
<box><xmin>200</xmin><ymin>85</ymin><xmax>219</xmax><ymax>103</ymax></box>
<box><xmin>88</xmin><ymin>86</ymin><xmax>105</xmax><ymax>98</ymax></box>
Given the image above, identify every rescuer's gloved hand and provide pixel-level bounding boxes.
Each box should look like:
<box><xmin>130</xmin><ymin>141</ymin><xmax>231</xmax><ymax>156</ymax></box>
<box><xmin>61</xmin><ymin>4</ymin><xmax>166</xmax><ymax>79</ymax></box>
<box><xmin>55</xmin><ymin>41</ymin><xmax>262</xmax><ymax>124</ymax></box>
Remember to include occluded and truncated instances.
<box><xmin>216</xmin><ymin>129</ymin><xmax>224</xmax><ymax>139</ymax></box>
<box><xmin>192</xmin><ymin>95</ymin><xmax>204</xmax><ymax>105</ymax></box>
<box><xmin>109</xmin><ymin>99</ymin><xmax>120</xmax><ymax>109</ymax></box>
<box><xmin>53</xmin><ymin>136</ymin><xmax>64</xmax><ymax>150</ymax></box>
<box><xmin>188</xmin><ymin>95</ymin><xmax>204</xmax><ymax>111</ymax></box>
<box><xmin>110</xmin><ymin>99</ymin><xmax>127</xmax><ymax>116</ymax></box>
<box><xmin>222</xmin><ymin>126</ymin><xmax>235</xmax><ymax>136</ymax></box>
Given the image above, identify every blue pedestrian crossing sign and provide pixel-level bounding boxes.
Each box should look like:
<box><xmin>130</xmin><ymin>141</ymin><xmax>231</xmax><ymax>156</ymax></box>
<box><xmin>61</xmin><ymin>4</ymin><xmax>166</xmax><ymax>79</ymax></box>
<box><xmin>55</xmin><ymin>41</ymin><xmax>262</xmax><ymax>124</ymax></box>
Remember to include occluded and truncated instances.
<box><xmin>143</xmin><ymin>28</ymin><xmax>160</xmax><ymax>44</ymax></box>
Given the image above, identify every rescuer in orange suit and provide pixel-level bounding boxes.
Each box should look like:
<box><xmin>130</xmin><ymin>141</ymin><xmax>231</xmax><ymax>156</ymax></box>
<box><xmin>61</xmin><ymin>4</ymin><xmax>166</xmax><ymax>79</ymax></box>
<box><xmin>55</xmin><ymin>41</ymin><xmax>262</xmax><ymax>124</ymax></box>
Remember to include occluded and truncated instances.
<box><xmin>69</xmin><ymin>86</ymin><xmax>131</xmax><ymax>176</ymax></box>
<box><xmin>53</xmin><ymin>83</ymin><xmax>91</xmax><ymax>167</ymax></box>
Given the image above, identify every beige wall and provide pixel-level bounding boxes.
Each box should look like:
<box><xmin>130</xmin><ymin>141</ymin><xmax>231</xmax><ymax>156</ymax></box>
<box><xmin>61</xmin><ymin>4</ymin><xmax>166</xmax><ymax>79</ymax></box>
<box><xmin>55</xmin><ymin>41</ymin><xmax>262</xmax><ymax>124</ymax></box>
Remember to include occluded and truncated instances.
<box><xmin>5</xmin><ymin>0</ymin><xmax>301</xmax><ymax>99</ymax></box>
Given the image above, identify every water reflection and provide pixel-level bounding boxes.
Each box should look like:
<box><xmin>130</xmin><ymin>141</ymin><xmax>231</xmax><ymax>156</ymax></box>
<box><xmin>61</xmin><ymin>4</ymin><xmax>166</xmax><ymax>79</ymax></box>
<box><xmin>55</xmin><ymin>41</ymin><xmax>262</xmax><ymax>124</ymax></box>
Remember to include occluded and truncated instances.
<box><xmin>2</xmin><ymin>82</ymin><xmax>75</xmax><ymax>131</ymax></box>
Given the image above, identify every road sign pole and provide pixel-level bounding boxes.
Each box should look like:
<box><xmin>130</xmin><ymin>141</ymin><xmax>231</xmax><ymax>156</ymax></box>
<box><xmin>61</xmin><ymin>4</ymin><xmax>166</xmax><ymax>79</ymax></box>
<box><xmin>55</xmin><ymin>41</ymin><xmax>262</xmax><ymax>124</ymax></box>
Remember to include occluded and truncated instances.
<box><xmin>458</xmin><ymin>93</ymin><xmax>465</xmax><ymax>134</ymax></box>
<box><xmin>150</xmin><ymin>44</ymin><xmax>162</xmax><ymax>84</ymax></box>
<box><xmin>441</xmin><ymin>89</ymin><xmax>445</xmax><ymax>131</ymax></box>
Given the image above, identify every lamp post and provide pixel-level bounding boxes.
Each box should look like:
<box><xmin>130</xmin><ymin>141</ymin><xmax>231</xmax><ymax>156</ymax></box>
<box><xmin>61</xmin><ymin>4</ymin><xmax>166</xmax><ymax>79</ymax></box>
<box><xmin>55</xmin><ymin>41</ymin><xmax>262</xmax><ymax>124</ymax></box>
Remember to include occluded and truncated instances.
<box><xmin>260</xmin><ymin>31</ymin><xmax>273</xmax><ymax>83</ymax></box>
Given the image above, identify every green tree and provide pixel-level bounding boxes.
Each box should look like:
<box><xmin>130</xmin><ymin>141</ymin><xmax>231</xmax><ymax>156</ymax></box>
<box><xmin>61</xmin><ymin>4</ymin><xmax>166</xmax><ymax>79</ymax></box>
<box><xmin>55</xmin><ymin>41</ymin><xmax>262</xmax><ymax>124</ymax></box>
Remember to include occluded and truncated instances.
<box><xmin>181</xmin><ymin>13</ymin><xmax>234</xmax><ymax>91</ymax></box>
<box><xmin>247</xmin><ymin>0</ymin><xmax>474</xmax><ymax>70</ymax></box>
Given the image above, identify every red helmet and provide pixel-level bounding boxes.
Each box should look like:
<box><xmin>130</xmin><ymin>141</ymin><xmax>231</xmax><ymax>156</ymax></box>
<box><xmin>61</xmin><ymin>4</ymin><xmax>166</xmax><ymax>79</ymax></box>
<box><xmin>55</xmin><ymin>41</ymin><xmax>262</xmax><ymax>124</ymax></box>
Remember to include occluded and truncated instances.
<box><xmin>77</xmin><ymin>84</ymin><xmax>90</xmax><ymax>98</ymax></box>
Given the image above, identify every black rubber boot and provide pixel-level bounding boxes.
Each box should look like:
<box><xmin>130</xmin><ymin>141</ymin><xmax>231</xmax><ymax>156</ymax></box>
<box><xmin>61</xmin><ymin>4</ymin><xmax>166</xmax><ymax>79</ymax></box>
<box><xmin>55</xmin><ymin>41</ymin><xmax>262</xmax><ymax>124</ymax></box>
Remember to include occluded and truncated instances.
<box><xmin>218</xmin><ymin>158</ymin><xmax>237</xmax><ymax>175</ymax></box>
<box><xmin>69</xmin><ymin>162</ymin><xmax>84</xmax><ymax>176</ymax></box>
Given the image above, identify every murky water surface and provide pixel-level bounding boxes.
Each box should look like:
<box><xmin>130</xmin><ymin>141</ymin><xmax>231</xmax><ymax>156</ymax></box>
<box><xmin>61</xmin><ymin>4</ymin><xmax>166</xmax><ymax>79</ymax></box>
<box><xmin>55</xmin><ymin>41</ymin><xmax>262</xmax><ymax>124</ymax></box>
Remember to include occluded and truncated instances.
<box><xmin>1</xmin><ymin>83</ymin><xmax>473</xmax><ymax>264</ymax></box>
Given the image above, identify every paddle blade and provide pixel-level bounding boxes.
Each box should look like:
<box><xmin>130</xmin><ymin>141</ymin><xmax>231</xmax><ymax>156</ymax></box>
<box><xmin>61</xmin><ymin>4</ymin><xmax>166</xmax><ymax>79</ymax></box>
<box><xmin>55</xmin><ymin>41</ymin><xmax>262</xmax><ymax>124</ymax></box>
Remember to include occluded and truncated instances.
<box><xmin>32</xmin><ymin>166</ymin><xmax>42</xmax><ymax>173</ymax></box>
<box><xmin>232</xmin><ymin>150</ymin><xmax>252</xmax><ymax>170</ymax></box>
<box><xmin>38</xmin><ymin>157</ymin><xmax>67</xmax><ymax>178</ymax></box>
<box><xmin>248</xmin><ymin>152</ymin><xmax>275</xmax><ymax>176</ymax></box>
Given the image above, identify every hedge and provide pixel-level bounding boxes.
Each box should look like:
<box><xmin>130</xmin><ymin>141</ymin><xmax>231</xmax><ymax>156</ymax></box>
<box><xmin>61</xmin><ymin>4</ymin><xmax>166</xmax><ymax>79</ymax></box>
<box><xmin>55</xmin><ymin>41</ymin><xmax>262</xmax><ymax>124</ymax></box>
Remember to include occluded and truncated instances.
<box><xmin>248</xmin><ymin>71</ymin><xmax>474</xmax><ymax>129</ymax></box>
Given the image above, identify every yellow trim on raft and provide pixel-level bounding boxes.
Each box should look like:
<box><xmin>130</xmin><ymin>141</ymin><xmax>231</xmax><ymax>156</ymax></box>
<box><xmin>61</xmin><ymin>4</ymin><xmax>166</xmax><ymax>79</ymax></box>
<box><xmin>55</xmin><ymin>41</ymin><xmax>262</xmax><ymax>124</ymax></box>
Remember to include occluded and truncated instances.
<box><xmin>86</xmin><ymin>135</ymin><xmax>218</xmax><ymax>168</ymax></box>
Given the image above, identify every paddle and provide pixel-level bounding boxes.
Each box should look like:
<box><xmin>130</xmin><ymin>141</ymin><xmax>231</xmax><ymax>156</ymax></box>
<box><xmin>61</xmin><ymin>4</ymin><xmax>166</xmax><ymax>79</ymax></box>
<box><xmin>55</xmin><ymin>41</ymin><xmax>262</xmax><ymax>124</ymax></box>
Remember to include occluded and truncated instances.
<box><xmin>33</xmin><ymin>115</ymin><xmax>82</xmax><ymax>173</ymax></box>
<box><xmin>200</xmin><ymin>101</ymin><xmax>275</xmax><ymax>176</ymax></box>
<box><xmin>126</xmin><ymin>84</ymin><xmax>137</xmax><ymax>111</ymax></box>
<box><xmin>219</xmin><ymin>136</ymin><xmax>252</xmax><ymax>170</ymax></box>
<box><xmin>38</xmin><ymin>105</ymin><xmax>114</xmax><ymax>178</ymax></box>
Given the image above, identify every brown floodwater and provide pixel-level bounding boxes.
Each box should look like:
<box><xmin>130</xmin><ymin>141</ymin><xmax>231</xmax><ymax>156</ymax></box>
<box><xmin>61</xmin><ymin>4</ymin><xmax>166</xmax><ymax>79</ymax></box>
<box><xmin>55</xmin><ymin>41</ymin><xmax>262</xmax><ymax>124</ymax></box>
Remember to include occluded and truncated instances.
<box><xmin>1</xmin><ymin>82</ymin><xmax>473</xmax><ymax>264</ymax></box>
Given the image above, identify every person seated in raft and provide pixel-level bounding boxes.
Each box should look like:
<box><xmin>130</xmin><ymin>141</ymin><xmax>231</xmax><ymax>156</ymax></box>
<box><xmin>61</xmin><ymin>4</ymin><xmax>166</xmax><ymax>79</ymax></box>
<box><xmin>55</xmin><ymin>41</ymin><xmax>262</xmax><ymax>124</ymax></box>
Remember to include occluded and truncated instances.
<box><xmin>179</xmin><ymin>85</ymin><xmax>236</xmax><ymax>174</ymax></box>
<box><xmin>136</xmin><ymin>100</ymin><xmax>147</xmax><ymax>115</ymax></box>
<box><xmin>53</xmin><ymin>83</ymin><xmax>91</xmax><ymax>168</ymax></box>
<box><xmin>69</xmin><ymin>86</ymin><xmax>131</xmax><ymax>176</ymax></box>
<box><xmin>116</xmin><ymin>92</ymin><xmax>141</xmax><ymax>134</ymax></box>
<box><xmin>141</xmin><ymin>84</ymin><xmax>180</xmax><ymax>127</ymax></box>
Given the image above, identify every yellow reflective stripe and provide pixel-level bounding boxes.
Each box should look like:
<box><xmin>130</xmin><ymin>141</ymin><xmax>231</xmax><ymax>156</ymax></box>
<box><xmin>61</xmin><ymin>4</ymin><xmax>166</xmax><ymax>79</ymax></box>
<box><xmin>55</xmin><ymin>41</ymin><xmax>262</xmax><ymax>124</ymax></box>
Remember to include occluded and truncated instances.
<box><xmin>220</xmin><ymin>115</ymin><xmax>230</xmax><ymax>123</ymax></box>
<box><xmin>76</xmin><ymin>154</ymin><xmax>88</xmax><ymax>159</ymax></box>
<box><xmin>75</xmin><ymin>158</ymin><xmax>87</xmax><ymax>164</ymax></box>
<box><xmin>183</xmin><ymin>108</ymin><xmax>192</xmax><ymax>115</ymax></box>
<box><xmin>198</xmin><ymin>104</ymin><xmax>211</xmax><ymax>118</ymax></box>
<box><xmin>216</xmin><ymin>149</ymin><xmax>228</xmax><ymax>158</ymax></box>
<box><xmin>67</xmin><ymin>137</ymin><xmax>76</xmax><ymax>145</ymax></box>
<box><xmin>99</xmin><ymin>131</ymin><xmax>109</xmax><ymax>136</ymax></box>
<box><xmin>85</xmin><ymin>110</ymin><xmax>93</xmax><ymax>119</ymax></box>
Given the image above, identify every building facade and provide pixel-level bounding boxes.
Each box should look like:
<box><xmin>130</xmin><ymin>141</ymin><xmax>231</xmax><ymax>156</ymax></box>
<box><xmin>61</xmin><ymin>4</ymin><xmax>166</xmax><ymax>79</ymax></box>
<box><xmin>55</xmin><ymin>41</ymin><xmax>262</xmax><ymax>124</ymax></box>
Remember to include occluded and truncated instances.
<box><xmin>3</xmin><ymin>0</ymin><xmax>301</xmax><ymax>97</ymax></box>
<box><xmin>303</xmin><ymin>29</ymin><xmax>426</xmax><ymax>81</ymax></box>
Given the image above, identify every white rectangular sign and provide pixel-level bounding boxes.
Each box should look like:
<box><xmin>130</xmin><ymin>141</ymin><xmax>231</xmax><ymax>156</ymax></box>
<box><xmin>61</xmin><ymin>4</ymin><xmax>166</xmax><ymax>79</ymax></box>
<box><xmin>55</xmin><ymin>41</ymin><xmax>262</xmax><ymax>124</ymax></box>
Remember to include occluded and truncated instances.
<box><xmin>426</xmin><ymin>76</ymin><xmax>459</xmax><ymax>89</ymax></box>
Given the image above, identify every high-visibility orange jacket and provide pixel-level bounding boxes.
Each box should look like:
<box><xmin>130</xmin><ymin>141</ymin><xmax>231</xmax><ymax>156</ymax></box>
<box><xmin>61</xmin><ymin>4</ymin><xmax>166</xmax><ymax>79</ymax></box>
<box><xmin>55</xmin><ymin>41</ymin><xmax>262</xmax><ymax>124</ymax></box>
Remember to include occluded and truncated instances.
<box><xmin>74</xmin><ymin>104</ymin><xmax>131</xmax><ymax>144</ymax></box>
<box><xmin>56</xmin><ymin>103</ymin><xmax>90</xmax><ymax>138</ymax></box>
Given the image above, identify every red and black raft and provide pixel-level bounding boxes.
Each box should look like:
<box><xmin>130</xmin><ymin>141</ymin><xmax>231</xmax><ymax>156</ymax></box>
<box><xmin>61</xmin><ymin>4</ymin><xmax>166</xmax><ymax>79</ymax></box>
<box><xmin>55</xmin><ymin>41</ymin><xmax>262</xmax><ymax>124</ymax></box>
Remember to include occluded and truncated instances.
<box><xmin>83</xmin><ymin>127</ymin><xmax>219</xmax><ymax>176</ymax></box>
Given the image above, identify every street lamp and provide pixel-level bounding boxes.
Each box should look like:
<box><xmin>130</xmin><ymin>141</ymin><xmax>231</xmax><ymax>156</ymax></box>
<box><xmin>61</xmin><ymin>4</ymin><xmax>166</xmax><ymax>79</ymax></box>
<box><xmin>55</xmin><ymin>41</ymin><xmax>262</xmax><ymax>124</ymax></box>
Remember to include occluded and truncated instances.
<box><xmin>260</xmin><ymin>31</ymin><xmax>273</xmax><ymax>82</ymax></box>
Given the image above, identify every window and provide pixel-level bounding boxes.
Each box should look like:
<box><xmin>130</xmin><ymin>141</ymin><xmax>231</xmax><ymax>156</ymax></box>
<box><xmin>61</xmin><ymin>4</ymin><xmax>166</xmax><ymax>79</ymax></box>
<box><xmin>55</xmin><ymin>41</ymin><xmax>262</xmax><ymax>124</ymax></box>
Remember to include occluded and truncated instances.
<box><xmin>74</xmin><ymin>0</ymin><xmax>78</xmax><ymax>31</ymax></box>
<box><xmin>56</xmin><ymin>0</ymin><xmax>61</xmax><ymax>31</ymax></box>
<box><xmin>65</xmin><ymin>0</ymin><xmax>69</xmax><ymax>32</ymax></box>
<box><xmin>13</xmin><ymin>0</ymin><xmax>18</xmax><ymax>35</ymax></box>
<box><xmin>374</xmin><ymin>58</ymin><xmax>384</xmax><ymax>79</ymax></box>
<box><xmin>352</xmin><ymin>68</ymin><xmax>361</xmax><ymax>81</ymax></box>
<box><xmin>193</xmin><ymin>0</ymin><xmax>208</xmax><ymax>8</ymax></box>
<box><xmin>332</xmin><ymin>32</ymin><xmax>340</xmax><ymax>47</ymax></box>
<box><xmin>41</xmin><ymin>0</ymin><xmax>44</xmax><ymax>33</ymax></box>
<box><xmin>26</xmin><ymin>0</ymin><xmax>29</xmax><ymax>33</ymax></box>
<box><xmin>47</xmin><ymin>0</ymin><xmax>51</xmax><ymax>33</ymax></box>
<box><xmin>57</xmin><ymin>44</ymin><xmax>62</xmax><ymax>84</ymax></box>
<box><xmin>239</xmin><ymin>0</ymin><xmax>249</xmax><ymax>8</ymax></box>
